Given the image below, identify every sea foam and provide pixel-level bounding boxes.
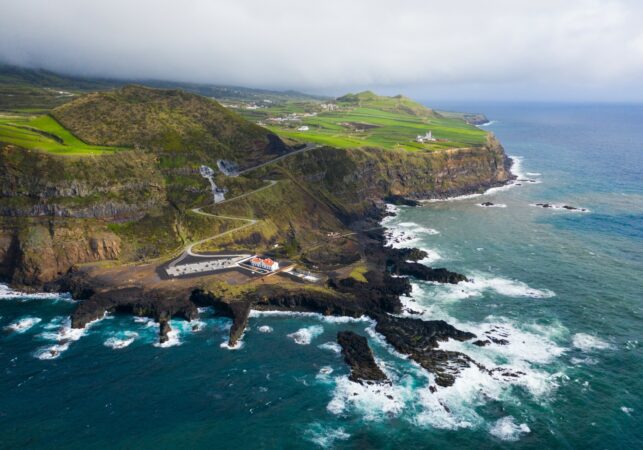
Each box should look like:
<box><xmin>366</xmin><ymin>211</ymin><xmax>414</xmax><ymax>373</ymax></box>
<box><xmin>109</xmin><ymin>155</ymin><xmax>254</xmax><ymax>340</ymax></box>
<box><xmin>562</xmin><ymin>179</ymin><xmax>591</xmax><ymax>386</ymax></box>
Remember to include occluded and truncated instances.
<box><xmin>419</xmin><ymin>273</ymin><xmax>556</xmax><ymax>302</ymax></box>
<box><xmin>288</xmin><ymin>325</ymin><xmax>324</xmax><ymax>345</ymax></box>
<box><xmin>572</xmin><ymin>333</ymin><xmax>612</xmax><ymax>352</ymax></box>
<box><xmin>104</xmin><ymin>331</ymin><xmax>138</xmax><ymax>349</ymax></box>
<box><xmin>304</xmin><ymin>423</ymin><xmax>350</xmax><ymax>448</ymax></box>
<box><xmin>4</xmin><ymin>316</ymin><xmax>42</xmax><ymax>333</ymax></box>
<box><xmin>327</xmin><ymin>375</ymin><xmax>405</xmax><ymax>421</ymax></box>
<box><xmin>34</xmin><ymin>315</ymin><xmax>106</xmax><ymax>360</ymax></box>
<box><xmin>0</xmin><ymin>283</ymin><xmax>71</xmax><ymax>302</ymax></box>
<box><xmin>318</xmin><ymin>341</ymin><xmax>342</xmax><ymax>353</ymax></box>
<box><xmin>489</xmin><ymin>416</ymin><xmax>531</xmax><ymax>441</ymax></box>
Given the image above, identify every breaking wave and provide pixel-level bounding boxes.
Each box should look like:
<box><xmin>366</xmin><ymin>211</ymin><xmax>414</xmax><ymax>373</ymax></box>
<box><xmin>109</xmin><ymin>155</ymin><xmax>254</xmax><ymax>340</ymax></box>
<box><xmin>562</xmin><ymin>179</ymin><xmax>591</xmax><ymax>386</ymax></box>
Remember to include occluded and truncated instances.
<box><xmin>34</xmin><ymin>315</ymin><xmax>106</xmax><ymax>360</ymax></box>
<box><xmin>0</xmin><ymin>283</ymin><xmax>71</xmax><ymax>302</ymax></box>
<box><xmin>304</xmin><ymin>423</ymin><xmax>350</xmax><ymax>448</ymax></box>
<box><xmin>417</xmin><ymin>273</ymin><xmax>556</xmax><ymax>302</ymax></box>
<box><xmin>104</xmin><ymin>331</ymin><xmax>139</xmax><ymax>349</ymax></box>
<box><xmin>383</xmin><ymin>219</ymin><xmax>443</xmax><ymax>264</ymax></box>
<box><xmin>250</xmin><ymin>309</ymin><xmax>370</xmax><ymax>324</ymax></box>
<box><xmin>572</xmin><ymin>333</ymin><xmax>612</xmax><ymax>352</ymax></box>
<box><xmin>327</xmin><ymin>376</ymin><xmax>406</xmax><ymax>421</ymax></box>
<box><xmin>320</xmin><ymin>264</ymin><xmax>566</xmax><ymax>434</ymax></box>
<box><xmin>4</xmin><ymin>316</ymin><xmax>41</xmax><ymax>333</ymax></box>
<box><xmin>489</xmin><ymin>416</ymin><xmax>531</xmax><ymax>441</ymax></box>
<box><xmin>288</xmin><ymin>325</ymin><xmax>324</xmax><ymax>345</ymax></box>
<box><xmin>318</xmin><ymin>341</ymin><xmax>342</xmax><ymax>353</ymax></box>
<box><xmin>220</xmin><ymin>340</ymin><xmax>244</xmax><ymax>350</ymax></box>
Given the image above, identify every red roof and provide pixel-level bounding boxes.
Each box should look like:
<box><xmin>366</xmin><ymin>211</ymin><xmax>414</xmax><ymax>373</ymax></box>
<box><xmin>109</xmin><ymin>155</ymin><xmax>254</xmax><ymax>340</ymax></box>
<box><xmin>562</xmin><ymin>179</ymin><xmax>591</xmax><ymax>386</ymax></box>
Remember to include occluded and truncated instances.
<box><xmin>263</xmin><ymin>258</ymin><xmax>275</xmax><ymax>265</ymax></box>
<box><xmin>251</xmin><ymin>257</ymin><xmax>262</xmax><ymax>264</ymax></box>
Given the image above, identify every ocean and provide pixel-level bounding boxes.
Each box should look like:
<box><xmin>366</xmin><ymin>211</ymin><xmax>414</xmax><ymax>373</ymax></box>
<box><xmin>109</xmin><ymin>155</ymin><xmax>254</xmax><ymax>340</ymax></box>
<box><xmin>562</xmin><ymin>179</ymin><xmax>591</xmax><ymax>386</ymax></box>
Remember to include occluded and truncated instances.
<box><xmin>1</xmin><ymin>103</ymin><xmax>641</xmax><ymax>449</ymax></box>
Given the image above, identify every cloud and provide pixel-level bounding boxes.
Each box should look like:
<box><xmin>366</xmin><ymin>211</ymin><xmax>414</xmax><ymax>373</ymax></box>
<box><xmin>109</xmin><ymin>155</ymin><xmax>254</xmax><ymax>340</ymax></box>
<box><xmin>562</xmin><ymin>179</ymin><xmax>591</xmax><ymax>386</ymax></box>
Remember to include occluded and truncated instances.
<box><xmin>1</xmin><ymin>0</ymin><xmax>642</xmax><ymax>100</ymax></box>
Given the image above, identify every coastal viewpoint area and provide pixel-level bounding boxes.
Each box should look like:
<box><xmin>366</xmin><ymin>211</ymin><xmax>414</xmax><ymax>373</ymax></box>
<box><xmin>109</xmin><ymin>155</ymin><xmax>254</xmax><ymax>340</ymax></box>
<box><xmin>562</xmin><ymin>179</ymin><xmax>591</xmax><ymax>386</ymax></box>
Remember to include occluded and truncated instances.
<box><xmin>1</xmin><ymin>1</ymin><xmax>642</xmax><ymax>449</ymax></box>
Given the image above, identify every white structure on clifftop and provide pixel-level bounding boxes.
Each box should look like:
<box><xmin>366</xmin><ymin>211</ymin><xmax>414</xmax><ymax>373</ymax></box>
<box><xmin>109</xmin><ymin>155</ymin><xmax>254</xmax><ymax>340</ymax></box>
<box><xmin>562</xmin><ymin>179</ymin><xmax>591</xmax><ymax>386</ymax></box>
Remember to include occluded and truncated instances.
<box><xmin>416</xmin><ymin>131</ymin><xmax>436</xmax><ymax>143</ymax></box>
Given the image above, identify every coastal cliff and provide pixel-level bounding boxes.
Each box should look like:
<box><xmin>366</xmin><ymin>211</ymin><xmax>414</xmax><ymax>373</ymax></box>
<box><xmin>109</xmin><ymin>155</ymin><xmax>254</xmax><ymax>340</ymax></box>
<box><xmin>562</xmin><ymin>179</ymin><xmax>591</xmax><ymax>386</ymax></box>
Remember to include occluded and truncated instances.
<box><xmin>0</xmin><ymin>83</ymin><xmax>520</xmax><ymax>388</ymax></box>
<box><xmin>0</xmin><ymin>85</ymin><xmax>513</xmax><ymax>291</ymax></box>
<box><xmin>282</xmin><ymin>134</ymin><xmax>512</xmax><ymax>219</ymax></box>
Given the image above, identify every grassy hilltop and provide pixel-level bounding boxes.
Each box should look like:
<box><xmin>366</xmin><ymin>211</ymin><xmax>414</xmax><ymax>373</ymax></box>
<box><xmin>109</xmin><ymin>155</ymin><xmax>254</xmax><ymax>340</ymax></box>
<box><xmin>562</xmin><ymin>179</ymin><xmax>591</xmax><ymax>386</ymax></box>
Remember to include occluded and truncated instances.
<box><xmin>233</xmin><ymin>90</ymin><xmax>488</xmax><ymax>151</ymax></box>
<box><xmin>51</xmin><ymin>85</ymin><xmax>289</xmax><ymax>167</ymax></box>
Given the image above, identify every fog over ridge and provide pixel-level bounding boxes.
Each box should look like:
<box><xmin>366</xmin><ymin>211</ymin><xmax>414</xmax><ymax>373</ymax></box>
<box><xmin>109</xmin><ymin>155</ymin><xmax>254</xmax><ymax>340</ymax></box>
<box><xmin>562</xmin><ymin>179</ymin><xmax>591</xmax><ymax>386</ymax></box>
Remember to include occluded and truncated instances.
<box><xmin>2</xmin><ymin>0</ymin><xmax>643</xmax><ymax>101</ymax></box>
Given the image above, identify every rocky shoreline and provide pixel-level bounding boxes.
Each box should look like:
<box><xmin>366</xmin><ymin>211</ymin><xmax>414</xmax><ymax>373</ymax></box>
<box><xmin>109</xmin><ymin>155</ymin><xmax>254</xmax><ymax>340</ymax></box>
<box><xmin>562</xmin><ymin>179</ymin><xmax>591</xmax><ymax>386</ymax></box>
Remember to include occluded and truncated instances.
<box><xmin>39</xmin><ymin>200</ymin><xmax>499</xmax><ymax>389</ymax></box>
<box><xmin>8</xmin><ymin>148</ymin><xmax>518</xmax><ymax>388</ymax></box>
<box><xmin>337</xmin><ymin>331</ymin><xmax>389</xmax><ymax>384</ymax></box>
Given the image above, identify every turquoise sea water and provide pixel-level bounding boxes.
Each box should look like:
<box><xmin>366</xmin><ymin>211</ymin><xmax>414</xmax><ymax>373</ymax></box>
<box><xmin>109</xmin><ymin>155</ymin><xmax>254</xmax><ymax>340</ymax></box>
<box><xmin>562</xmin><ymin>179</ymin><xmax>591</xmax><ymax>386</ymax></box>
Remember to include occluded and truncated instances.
<box><xmin>1</xmin><ymin>103</ymin><xmax>641</xmax><ymax>449</ymax></box>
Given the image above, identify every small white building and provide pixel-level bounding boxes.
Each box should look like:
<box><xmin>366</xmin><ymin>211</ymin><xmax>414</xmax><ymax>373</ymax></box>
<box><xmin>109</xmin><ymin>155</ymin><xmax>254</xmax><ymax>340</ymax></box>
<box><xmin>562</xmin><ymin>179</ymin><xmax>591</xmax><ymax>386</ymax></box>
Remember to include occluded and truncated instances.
<box><xmin>416</xmin><ymin>131</ymin><xmax>436</xmax><ymax>143</ymax></box>
<box><xmin>297</xmin><ymin>125</ymin><xmax>310</xmax><ymax>131</ymax></box>
<box><xmin>250</xmin><ymin>257</ymin><xmax>279</xmax><ymax>271</ymax></box>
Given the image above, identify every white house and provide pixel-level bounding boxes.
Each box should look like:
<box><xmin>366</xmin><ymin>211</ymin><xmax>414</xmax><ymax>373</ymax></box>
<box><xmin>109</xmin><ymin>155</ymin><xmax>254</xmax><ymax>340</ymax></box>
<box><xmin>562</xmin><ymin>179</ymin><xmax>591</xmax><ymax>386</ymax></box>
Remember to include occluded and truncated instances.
<box><xmin>250</xmin><ymin>257</ymin><xmax>279</xmax><ymax>271</ymax></box>
<box><xmin>297</xmin><ymin>125</ymin><xmax>310</xmax><ymax>131</ymax></box>
<box><xmin>416</xmin><ymin>131</ymin><xmax>436</xmax><ymax>143</ymax></box>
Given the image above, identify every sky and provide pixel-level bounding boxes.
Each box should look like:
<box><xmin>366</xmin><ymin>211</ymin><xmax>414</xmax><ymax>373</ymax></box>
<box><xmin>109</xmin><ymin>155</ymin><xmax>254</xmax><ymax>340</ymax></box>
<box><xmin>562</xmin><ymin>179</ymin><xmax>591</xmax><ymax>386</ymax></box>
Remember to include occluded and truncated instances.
<box><xmin>1</xmin><ymin>0</ymin><xmax>643</xmax><ymax>102</ymax></box>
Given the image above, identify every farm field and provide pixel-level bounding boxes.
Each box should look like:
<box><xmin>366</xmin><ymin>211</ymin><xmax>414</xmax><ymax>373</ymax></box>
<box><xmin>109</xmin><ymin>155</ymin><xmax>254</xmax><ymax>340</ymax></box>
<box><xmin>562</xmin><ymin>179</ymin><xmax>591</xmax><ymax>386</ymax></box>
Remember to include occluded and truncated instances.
<box><xmin>233</xmin><ymin>91</ymin><xmax>489</xmax><ymax>151</ymax></box>
<box><xmin>0</xmin><ymin>114</ymin><xmax>127</xmax><ymax>155</ymax></box>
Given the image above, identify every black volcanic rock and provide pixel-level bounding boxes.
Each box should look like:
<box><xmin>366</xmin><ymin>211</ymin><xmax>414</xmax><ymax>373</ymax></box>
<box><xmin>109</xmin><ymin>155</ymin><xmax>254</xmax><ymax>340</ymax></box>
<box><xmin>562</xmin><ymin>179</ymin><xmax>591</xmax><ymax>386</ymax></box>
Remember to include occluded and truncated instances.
<box><xmin>389</xmin><ymin>247</ymin><xmax>428</xmax><ymax>262</ymax></box>
<box><xmin>374</xmin><ymin>314</ymin><xmax>477</xmax><ymax>386</ymax></box>
<box><xmin>480</xmin><ymin>202</ymin><xmax>495</xmax><ymax>207</ymax></box>
<box><xmin>229</xmin><ymin>302</ymin><xmax>251</xmax><ymax>347</ymax></box>
<box><xmin>384</xmin><ymin>195</ymin><xmax>420</xmax><ymax>207</ymax></box>
<box><xmin>535</xmin><ymin>203</ymin><xmax>587</xmax><ymax>212</ymax></box>
<box><xmin>249</xmin><ymin>282</ymin><xmax>404</xmax><ymax>318</ymax></box>
<box><xmin>337</xmin><ymin>331</ymin><xmax>388</xmax><ymax>384</ymax></box>
<box><xmin>366</xmin><ymin>244</ymin><xmax>468</xmax><ymax>284</ymax></box>
<box><xmin>70</xmin><ymin>286</ymin><xmax>197</xmax><ymax>329</ymax></box>
<box><xmin>562</xmin><ymin>205</ymin><xmax>587</xmax><ymax>211</ymax></box>
<box><xmin>159</xmin><ymin>318</ymin><xmax>172</xmax><ymax>344</ymax></box>
<box><xmin>390</xmin><ymin>261</ymin><xmax>468</xmax><ymax>284</ymax></box>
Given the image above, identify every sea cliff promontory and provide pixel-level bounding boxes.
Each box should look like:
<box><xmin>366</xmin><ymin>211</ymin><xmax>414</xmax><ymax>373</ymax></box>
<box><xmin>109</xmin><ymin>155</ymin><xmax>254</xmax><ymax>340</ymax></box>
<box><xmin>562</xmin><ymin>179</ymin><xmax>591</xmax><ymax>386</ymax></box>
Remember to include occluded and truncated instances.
<box><xmin>0</xmin><ymin>78</ymin><xmax>514</xmax><ymax>387</ymax></box>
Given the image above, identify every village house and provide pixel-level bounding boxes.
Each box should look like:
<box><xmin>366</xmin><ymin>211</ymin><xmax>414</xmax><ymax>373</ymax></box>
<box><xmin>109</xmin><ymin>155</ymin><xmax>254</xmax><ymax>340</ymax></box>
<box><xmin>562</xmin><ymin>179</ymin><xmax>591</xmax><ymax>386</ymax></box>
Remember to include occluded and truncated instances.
<box><xmin>250</xmin><ymin>257</ymin><xmax>279</xmax><ymax>271</ymax></box>
<box><xmin>297</xmin><ymin>125</ymin><xmax>309</xmax><ymax>131</ymax></box>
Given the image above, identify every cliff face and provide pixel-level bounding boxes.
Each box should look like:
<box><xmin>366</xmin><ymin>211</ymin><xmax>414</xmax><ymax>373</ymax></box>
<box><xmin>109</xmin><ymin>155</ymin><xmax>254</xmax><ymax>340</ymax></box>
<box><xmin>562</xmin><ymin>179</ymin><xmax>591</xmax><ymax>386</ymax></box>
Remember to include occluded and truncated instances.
<box><xmin>0</xmin><ymin>134</ymin><xmax>512</xmax><ymax>288</ymax></box>
<box><xmin>0</xmin><ymin>143</ymin><xmax>162</xmax><ymax>288</ymax></box>
<box><xmin>0</xmin><ymin>144</ymin><xmax>166</xmax><ymax>219</ymax></box>
<box><xmin>0</xmin><ymin>220</ymin><xmax>121</xmax><ymax>287</ymax></box>
<box><xmin>284</xmin><ymin>134</ymin><xmax>512</xmax><ymax>218</ymax></box>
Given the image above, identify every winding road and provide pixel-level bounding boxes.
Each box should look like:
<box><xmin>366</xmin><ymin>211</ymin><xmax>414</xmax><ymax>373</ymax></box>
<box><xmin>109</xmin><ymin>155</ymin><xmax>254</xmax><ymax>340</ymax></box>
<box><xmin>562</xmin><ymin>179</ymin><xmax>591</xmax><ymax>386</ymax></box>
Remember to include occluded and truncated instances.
<box><xmin>168</xmin><ymin>144</ymin><xmax>319</xmax><ymax>269</ymax></box>
<box><xmin>237</xmin><ymin>143</ymin><xmax>318</xmax><ymax>175</ymax></box>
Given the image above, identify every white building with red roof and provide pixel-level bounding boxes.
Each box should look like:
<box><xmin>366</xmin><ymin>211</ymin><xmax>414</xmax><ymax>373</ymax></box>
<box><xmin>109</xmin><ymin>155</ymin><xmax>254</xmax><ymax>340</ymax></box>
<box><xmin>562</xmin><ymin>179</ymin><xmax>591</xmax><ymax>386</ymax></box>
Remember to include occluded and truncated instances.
<box><xmin>250</xmin><ymin>256</ymin><xmax>279</xmax><ymax>271</ymax></box>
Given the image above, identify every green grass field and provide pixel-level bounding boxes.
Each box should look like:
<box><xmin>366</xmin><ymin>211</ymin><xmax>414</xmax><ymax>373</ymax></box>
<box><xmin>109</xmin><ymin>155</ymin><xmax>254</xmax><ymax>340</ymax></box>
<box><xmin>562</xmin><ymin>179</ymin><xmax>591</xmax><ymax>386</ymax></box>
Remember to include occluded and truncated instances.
<box><xmin>234</xmin><ymin>92</ymin><xmax>488</xmax><ymax>151</ymax></box>
<box><xmin>0</xmin><ymin>114</ymin><xmax>128</xmax><ymax>155</ymax></box>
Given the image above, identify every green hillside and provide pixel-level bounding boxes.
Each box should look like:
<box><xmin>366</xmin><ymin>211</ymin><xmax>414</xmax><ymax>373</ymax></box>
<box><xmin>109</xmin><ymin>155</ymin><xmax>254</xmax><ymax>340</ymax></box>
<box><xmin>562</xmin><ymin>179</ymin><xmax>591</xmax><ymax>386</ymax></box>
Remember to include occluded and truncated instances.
<box><xmin>51</xmin><ymin>85</ymin><xmax>289</xmax><ymax>167</ymax></box>
<box><xmin>0</xmin><ymin>114</ymin><xmax>126</xmax><ymax>155</ymax></box>
<box><xmin>234</xmin><ymin>91</ymin><xmax>488</xmax><ymax>151</ymax></box>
